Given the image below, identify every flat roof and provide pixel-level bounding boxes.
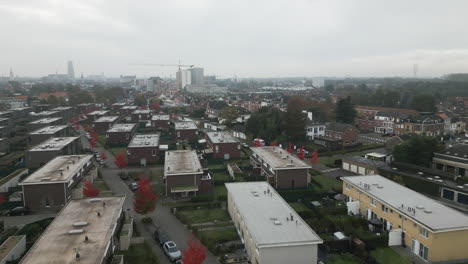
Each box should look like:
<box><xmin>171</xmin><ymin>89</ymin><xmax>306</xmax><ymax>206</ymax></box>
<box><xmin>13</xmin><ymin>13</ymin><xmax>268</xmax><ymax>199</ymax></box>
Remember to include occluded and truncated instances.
<box><xmin>0</xmin><ymin>118</ymin><xmax>9</xmax><ymax>122</ymax></box>
<box><xmin>174</xmin><ymin>121</ymin><xmax>197</xmax><ymax>130</ymax></box>
<box><xmin>106</xmin><ymin>123</ymin><xmax>136</xmax><ymax>133</ymax></box>
<box><xmin>343</xmin><ymin>156</ymin><xmax>387</xmax><ymax>167</ymax></box>
<box><xmin>29</xmin><ymin>117</ymin><xmax>62</xmax><ymax>124</ymax></box>
<box><xmin>94</xmin><ymin>116</ymin><xmax>119</xmax><ymax>123</ymax></box>
<box><xmin>20</xmin><ymin>155</ymin><xmax>93</xmax><ymax>185</ymax></box>
<box><xmin>206</xmin><ymin>131</ymin><xmax>238</xmax><ymax>144</ymax></box>
<box><xmin>250</xmin><ymin>146</ymin><xmax>311</xmax><ymax>170</ymax></box>
<box><xmin>132</xmin><ymin>109</ymin><xmax>151</xmax><ymax>114</ymax></box>
<box><xmin>31</xmin><ymin>111</ymin><xmax>59</xmax><ymax>116</ymax></box>
<box><xmin>0</xmin><ymin>235</ymin><xmax>25</xmax><ymax>260</ymax></box>
<box><xmin>121</xmin><ymin>106</ymin><xmax>138</xmax><ymax>110</ymax></box>
<box><xmin>112</xmin><ymin>102</ymin><xmax>126</xmax><ymax>106</ymax></box>
<box><xmin>87</xmin><ymin>110</ymin><xmax>109</xmax><ymax>116</ymax></box>
<box><xmin>128</xmin><ymin>134</ymin><xmax>160</xmax><ymax>148</ymax></box>
<box><xmin>165</xmin><ymin>150</ymin><xmax>202</xmax><ymax>176</ymax></box>
<box><xmin>29</xmin><ymin>137</ymin><xmax>79</xmax><ymax>152</ymax></box>
<box><xmin>29</xmin><ymin>125</ymin><xmax>69</xmax><ymax>135</ymax></box>
<box><xmin>225</xmin><ymin>182</ymin><xmax>322</xmax><ymax>247</ymax></box>
<box><xmin>51</xmin><ymin>106</ymin><xmax>73</xmax><ymax>111</ymax></box>
<box><xmin>152</xmin><ymin>114</ymin><xmax>170</xmax><ymax>121</ymax></box>
<box><xmin>342</xmin><ymin>175</ymin><xmax>468</xmax><ymax>232</ymax></box>
<box><xmin>20</xmin><ymin>196</ymin><xmax>125</xmax><ymax>264</ymax></box>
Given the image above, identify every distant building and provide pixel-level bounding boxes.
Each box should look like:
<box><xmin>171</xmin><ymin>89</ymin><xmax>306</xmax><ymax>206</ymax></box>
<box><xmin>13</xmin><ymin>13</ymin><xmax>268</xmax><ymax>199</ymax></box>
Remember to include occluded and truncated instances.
<box><xmin>250</xmin><ymin>146</ymin><xmax>311</xmax><ymax>189</ymax></box>
<box><xmin>205</xmin><ymin>131</ymin><xmax>240</xmax><ymax>159</ymax></box>
<box><xmin>28</xmin><ymin>125</ymin><xmax>71</xmax><ymax>145</ymax></box>
<box><xmin>67</xmin><ymin>60</ymin><xmax>75</xmax><ymax>79</ymax></box>
<box><xmin>25</xmin><ymin>137</ymin><xmax>81</xmax><ymax>170</ymax></box>
<box><xmin>164</xmin><ymin>150</ymin><xmax>212</xmax><ymax>197</ymax></box>
<box><xmin>111</xmin><ymin>103</ymin><xmax>126</xmax><ymax>115</ymax></box>
<box><xmin>151</xmin><ymin>114</ymin><xmax>170</xmax><ymax>130</ymax></box>
<box><xmin>177</xmin><ymin>70</ymin><xmax>191</xmax><ymax>89</ymax></box>
<box><xmin>120</xmin><ymin>105</ymin><xmax>138</xmax><ymax>116</ymax></box>
<box><xmin>105</xmin><ymin>123</ymin><xmax>137</xmax><ymax>146</ymax></box>
<box><xmin>230</xmin><ymin>125</ymin><xmax>247</xmax><ymax>140</ymax></box>
<box><xmin>226</xmin><ymin>182</ymin><xmax>322</xmax><ymax>264</ymax></box>
<box><xmin>342</xmin><ymin>156</ymin><xmax>386</xmax><ymax>175</ymax></box>
<box><xmin>127</xmin><ymin>134</ymin><xmax>160</xmax><ymax>166</ymax></box>
<box><xmin>189</xmin><ymin>68</ymin><xmax>204</xmax><ymax>85</ymax></box>
<box><xmin>206</xmin><ymin>100</ymin><xmax>229</xmax><ymax>118</ymax></box>
<box><xmin>203</xmin><ymin>122</ymin><xmax>226</xmax><ymax>132</ymax></box>
<box><xmin>19</xmin><ymin>196</ymin><xmax>125</xmax><ymax>264</ymax></box>
<box><xmin>20</xmin><ymin>155</ymin><xmax>95</xmax><ymax>211</ymax></box>
<box><xmin>311</xmin><ymin>77</ymin><xmax>325</xmax><ymax>88</ymax></box>
<box><xmin>325</xmin><ymin>122</ymin><xmax>359</xmax><ymax>146</ymax></box>
<box><xmin>86</xmin><ymin>110</ymin><xmax>110</xmax><ymax>123</ymax></box>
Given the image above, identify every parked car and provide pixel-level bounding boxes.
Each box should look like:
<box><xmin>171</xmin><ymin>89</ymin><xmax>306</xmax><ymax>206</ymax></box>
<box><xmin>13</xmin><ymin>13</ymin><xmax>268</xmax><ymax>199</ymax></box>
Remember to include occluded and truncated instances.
<box><xmin>6</xmin><ymin>207</ymin><xmax>30</xmax><ymax>216</ymax></box>
<box><xmin>120</xmin><ymin>173</ymin><xmax>129</xmax><ymax>180</ymax></box>
<box><xmin>85</xmin><ymin>132</ymin><xmax>91</xmax><ymax>140</ymax></box>
<box><xmin>296</xmin><ymin>149</ymin><xmax>310</xmax><ymax>155</ymax></box>
<box><xmin>153</xmin><ymin>229</ymin><xmax>170</xmax><ymax>245</ymax></box>
<box><xmin>129</xmin><ymin>182</ymin><xmax>138</xmax><ymax>191</ymax></box>
<box><xmin>163</xmin><ymin>241</ymin><xmax>182</xmax><ymax>261</ymax></box>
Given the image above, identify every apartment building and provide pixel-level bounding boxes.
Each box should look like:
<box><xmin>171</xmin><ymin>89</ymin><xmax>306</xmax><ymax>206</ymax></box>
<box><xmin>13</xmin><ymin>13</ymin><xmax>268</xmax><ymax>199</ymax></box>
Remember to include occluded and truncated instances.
<box><xmin>93</xmin><ymin>116</ymin><xmax>119</xmax><ymax>134</ymax></box>
<box><xmin>19</xmin><ymin>196</ymin><xmax>125</xmax><ymax>264</ymax></box>
<box><xmin>76</xmin><ymin>103</ymin><xmax>95</xmax><ymax>114</ymax></box>
<box><xmin>164</xmin><ymin>150</ymin><xmax>212</xmax><ymax>197</ymax></box>
<box><xmin>111</xmin><ymin>102</ymin><xmax>127</xmax><ymax>115</ymax></box>
<box><xmin>205</xmin><ymin>131</ymin><xmax>240</xmax><ymax>159</ymax></box>
<box><xmin>343</xmin><ymin>175</ymin><xmax>468</xmax><ymax>263</ymax></box>
<box><xmin>131</xmin><ymin>109</ymin><xmax>152</xmax><ymax>123</ymax></box>
<box><xmin>28</xmin><ymin>125</ymin><xmax>71</xmax><ymax>145</ymax></box>
<box><xmin>25</xmin><ymin>137</ymin><xmax>81</xmax><ymax>170</ymax></box>
<box><xmin>151</xmin><ymin>114</ymin><xmax>170</xmax><ymax>130</ymax></box>
<box><xmin>174</xmin><ymin>121</ymin><xmax>198</xmax><ymax>141</ymax></box>
<box><xmin>226</xmin><ymin>182</ymin><xmax>323</xmax><ymax>264</ymax></box>
<box><xmin>27</xmin><ymin>117</ymin><xmax>63</xmax><ymax>132</ymax></box>
<box><xmin>127</xmin><ymin>134</ymin><xmax>160</xmax><ymax>166</ymax></box>
<box><xmin>432</xmin><ymin>144</ymin><xmax>468</xmax><ymax>177</ymax></box>
<box><xmin>120</xmin><ymin>105</ymin><xmax>138</xmax><ymax>116</ymax></box>
<box><xmin>0</xmin><ymin>138</ymin><xmax>10</xmax><ymax>154</ymax></box>
<box><xmin>20</xmin><ymin>155</ymin><xmax>95</xmax><ymax>211</ymax></box>
<box><xmin>105</xmin><ymin>123</ymin><xmax>137</xmax><ymax>146</ymax></box>
<box><xmin>250</xmin><ymin>146</ymin><xmax>311</xmax><ymax>189</ymax></box>
<box><xmin>50</xmin><ymin>106</ymin><xmax>75</xmax><ymax>120</ymax></box>
<box><xmin>86</xmin><ymin>110</ymin><xmax>109</xmax><ymax>123</ymax></box>
<box><xmin>29</xmin><ymin>111</ymin><xmax>60</xmax><ymax>121</ymax></box>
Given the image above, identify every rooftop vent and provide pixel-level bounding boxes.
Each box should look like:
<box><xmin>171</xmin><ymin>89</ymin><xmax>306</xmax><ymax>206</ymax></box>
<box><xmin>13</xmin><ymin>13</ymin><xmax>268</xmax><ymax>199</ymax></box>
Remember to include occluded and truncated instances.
<box><xmin>41</xmin><ymin>177</ymin><xmax>51</xmax><ymax>181</ymax></box>
<box><xmin>68</xmin><ymin>229</ymin><xmax>85</xmax><ymax>235</ymax></box>
<box><xmin>274</xmin><ymin>220</ymin><xmax>282</xmax><ymax>225</ymax></box>
<box><xmin>416</xmin><ymin>205</ymin><xmax>424</xmax><ymax>209</ymax></box>
<box><xmin>89</xmin><ymin>198</ymin><xmax>102</xmax><ymax>203</ymax></box>
<box><xmin>424</xmin><ymin>209</ymin><xmax>432</xmax><ymax>214</ymax></box>
<box><xmin>73</xmin><ymin>222</ymin><xmax>89</xmax><ymax>227</ymax></box>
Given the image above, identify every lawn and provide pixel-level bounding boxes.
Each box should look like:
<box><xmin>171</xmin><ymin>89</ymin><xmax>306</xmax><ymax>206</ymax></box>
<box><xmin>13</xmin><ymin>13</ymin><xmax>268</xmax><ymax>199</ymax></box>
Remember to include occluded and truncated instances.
<box><xmin>288</xmin><ymin>202</ymin><xmax>310</xmax><ymax>213</ymax></box>
<box><xmin>198</xmin><ymin>227</ymin><xmax>240</xmax><ymax>254</ymax></box>
<box><xmin>213</xmin><ymin>171</ymin><xmax>230</xmax><ymax>181</ymax></box>
<box><xmin>93</xmin><ymin>180</ymin><xmax>110</xmax><ymax>191</ymax></box>
<box><xmin>176</xmin><ymin>208</ymin><xmax>231</xmax><ymax>224</ymax></box>
<box><xmin>215</xmin><ymin>185</ymin><xmax>227</xmax><ymax>197</ymax></box>
<box><xmin>116</xmin><ymin>242</ymin><xmax>160</xmax><ymax>264</ymax></box>
<box><xmin>311</xmin><ymin>174</ymin><xmax>342</xmax><ymax>192</ymax></box>
<box><xmin>110</xmin><ymin>147</ymin><xmax>127</xmax><ymax>158</ymax></box>
<box><xmin>207</xmin><ymin>163</ymin><xmax>226</xmax><ymax>170</ymax></box>
<box><xmin>326</xmin><ymin>253</ymin><xmax>361</xmax><ymax>264</ymax></box>
<box><xmin>370</xmin><ymin>248</ymin><xmax>412</xmax><ymax>264</ymax></box>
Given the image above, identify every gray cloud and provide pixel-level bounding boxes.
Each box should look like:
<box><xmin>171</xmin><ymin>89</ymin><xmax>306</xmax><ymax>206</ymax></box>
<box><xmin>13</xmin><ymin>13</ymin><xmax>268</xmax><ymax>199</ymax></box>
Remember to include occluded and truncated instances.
<box><xmin>1</xmin><ymin>0</ymin><xmax>467</xmax><ymax>78</ymax></box>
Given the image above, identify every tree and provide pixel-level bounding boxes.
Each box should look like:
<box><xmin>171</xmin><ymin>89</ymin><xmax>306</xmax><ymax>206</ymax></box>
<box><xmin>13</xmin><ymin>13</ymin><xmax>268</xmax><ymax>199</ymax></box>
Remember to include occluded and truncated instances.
<box><xmin>411</xmin><ymin>94</ymin><xmax>437</xmax><ymax>112</ymax></box>
<box><xmin>285</xmin><ymin>96</ymin><xmax>309</xmax><ymax>140</ymax></box>
<box><xmin>297</xmin><ymin>146</ymin><xmax>305</xmax><ymax>160</ymax></box>
<box><xmin>182</xmin><ymin>236</ymin><xmax>207</xmax><ymax>264</ymax></box>
<box><xmin>335</xmin><ymin>96</ymin><xmax>357</xmax><ymax>124</ymax></box>
<box><xmin>83</xmin><ymin>180</ymin><xmax>100</xmax><ymax>197</ymax></box>
<box><xmin>246</xmin><ymin>107</ymin><xmax>284</xmax><ymax>141</ymax></box>
<box><xmin>134</xmin><ymin>94</ymin><xmax>147</xmax><ymax>107</ymax></box>
<box><xmin>287</xmin><ymin>142</ymin><xmax>293</xmax><ymax>153</ymax></box>
<box><xmin>393</xmin><ymin>137</ymin><xmax>443</xmax><ymax>167</ymax></box>
<box><xmin>100</xmin><ymin>152</ymin><xmax>107</xmax><ymax>161</ymax></box>
<box><xmin>311</xmin><ymin>151</ymin><xmax>318</xmax><ymax>164</ymax></box>
<box><xmin>219</xmin><ymin>106</ymin><xmax>241</xmax><ymax>127</ymax></box>
<box><xmin>114</xmin><ymin>152</ymin><xmax>128</xmax><ymax>169</ymax></box>
<box><xmin>134</xmin><ymin>178</ymin><xmax>159</xmax><ymax>215</ymax></box>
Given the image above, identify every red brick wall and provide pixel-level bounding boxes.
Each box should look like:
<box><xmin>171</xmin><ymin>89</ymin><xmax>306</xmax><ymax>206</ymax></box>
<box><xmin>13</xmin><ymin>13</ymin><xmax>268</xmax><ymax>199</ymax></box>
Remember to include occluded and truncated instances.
<box><xmin>127</xmin><ymin>147</ymin><xmax>159</xmax><ymax>165</ymax></box>
<box><xmin>175</xmin><ymin>129</ymin><xmax>198</xmax><ymax>140</ymax></box>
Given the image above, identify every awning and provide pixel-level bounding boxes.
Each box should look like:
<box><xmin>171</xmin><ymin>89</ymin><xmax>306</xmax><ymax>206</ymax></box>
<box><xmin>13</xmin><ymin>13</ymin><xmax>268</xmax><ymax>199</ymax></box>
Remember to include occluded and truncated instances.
<box><xmin>369</xmin><ymin>218</ymin><xmax>383</xmax><ymax>225</ymax></box>
<box><xmin>171</xmin><ymin>186</ymin><xmax>199</xmax><ymax>193</ymax></box>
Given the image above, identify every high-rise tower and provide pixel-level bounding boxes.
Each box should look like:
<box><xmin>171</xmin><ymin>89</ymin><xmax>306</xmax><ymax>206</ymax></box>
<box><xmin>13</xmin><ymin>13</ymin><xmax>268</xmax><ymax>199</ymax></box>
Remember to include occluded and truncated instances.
<box><xmin>67</xmin><ymin>61</ymin><xmax>75</xmax><ymax>79</ymax></box>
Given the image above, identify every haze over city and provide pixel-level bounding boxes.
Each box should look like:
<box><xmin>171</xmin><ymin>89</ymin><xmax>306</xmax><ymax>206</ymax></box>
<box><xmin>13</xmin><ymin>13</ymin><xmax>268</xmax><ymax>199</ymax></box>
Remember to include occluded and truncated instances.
<box><xmin>1</xmin><ymin>0</ymin><xmax>468</xmax><ymax>78</ymax></box>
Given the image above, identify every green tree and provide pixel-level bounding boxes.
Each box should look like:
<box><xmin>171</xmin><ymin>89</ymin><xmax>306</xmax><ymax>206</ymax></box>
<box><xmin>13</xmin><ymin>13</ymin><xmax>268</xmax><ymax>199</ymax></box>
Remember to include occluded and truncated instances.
<box><xmin>134</xmin><ymin>95</ymin><xmax>147</xmax><ymax>107</ymax></box>
<box><xmin>335</xmin><ymin>96</ymin><xmax>357</xmax><ymax>124</ymax></box>
<box><xmin>246</xmin><ymin>107</ymin><xmax>284</xmax><ymax>142</ymax></box>
<box><xmin>411</xmin><ymin>94</ymin><xmax>437</xmax><ymax>112</ymax></box>
<box><xmin>285</xmin><ymin>96</ymin><xmax>309</xmax><ymax>141</ymax></box>
<box><xmin>69</xmin><ymin>90</ymin><xmax>94</xmax><ymax>105</ymax></box>
<box><xmin>219</xmin><ymin>106</ymin><xmax>241</xmax><ymax>127</ymax></box>
<box><xmin>393</xmin><ymin>137</ymin><xmax>443</xmax><ymax>167</ymax></box>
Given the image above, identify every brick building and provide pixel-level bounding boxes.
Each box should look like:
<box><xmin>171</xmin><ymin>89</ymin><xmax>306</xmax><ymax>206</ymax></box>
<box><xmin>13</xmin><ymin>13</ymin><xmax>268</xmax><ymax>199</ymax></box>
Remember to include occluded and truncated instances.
<box><xmin>325</xmin><ymin>122</ymin><xmax>359</xmax><ymax>146</ymax></box>
<box><xmin>105</xmin><ymin>123</ymin><xmax>137</xmax><ymax>146</ymax></box>
<box><xmin>131</xmin><ymin>109</ymin><xmax>152</xmax><ymax>123</ymax></box>
<box><xmin>111</xmin><ymin>102</ymin><xmax>127</xmax><ymax>115</ymax></box>
<box><xmin>120</xmin><ymin>106</ymin><xmax>138</xmax><ymax>116</ymax></box>
<box><xmin>27</xmin><ymin>117</ymin><xmax>63</xmax><ymax>132</ymax></box>
<box><xmin>127</xmin><ymin>134</ymin><xmax>160</xmax><ymax>166</ymax></box>
<box><xmin>174</xmin><ymin>121</ymin><xmax>198</xmax><ymax>141</ymax></box>
<box><xmin>28</xmin><ymin>125</ymin><xmax>71</xmax><ymax>145</ymax></box>
<box><xmin>86</xmin><ymin>110</ymin><xmax>109</xmax><ymax>123</ymax></box>
<box><xmin>205</xmin><ymin>131</ymin><xmax>240</xmax><ymax>159</ymax></box>
<box><xmin>50</xmin><ymin>106</ymin><xmax>75</xmax><ymax>120</ymax></box>
<box><xmin>151</xmin><ymin>114</ymin><xmax>170</xmax><ymax>130</ymax></box>
<box><xmin>25</xmin><ymin>137</ymin><xmax>81</xmax><ymax>170</ymax></box>
<box><xmin>93</xmin><ymin>116</ymin><xmax>119</xmax><ymax>134</ymax></box>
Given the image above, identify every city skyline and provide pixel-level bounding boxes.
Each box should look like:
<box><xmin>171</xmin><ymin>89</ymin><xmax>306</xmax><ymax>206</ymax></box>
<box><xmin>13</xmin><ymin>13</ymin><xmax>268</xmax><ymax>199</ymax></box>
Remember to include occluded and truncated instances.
<box><xmin>1</xmin><ymin>0</ymin><xmax>468</xmax><ymax>78</ymax></box>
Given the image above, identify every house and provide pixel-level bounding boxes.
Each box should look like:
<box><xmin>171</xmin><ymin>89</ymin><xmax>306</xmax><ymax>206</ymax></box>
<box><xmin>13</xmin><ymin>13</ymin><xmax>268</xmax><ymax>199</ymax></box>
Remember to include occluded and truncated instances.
<box><xmin>305</xmin><ymin>121</ymin><xmax>325</xmax><ymax>141</ymax></box>
<box><xmin>19</xmin><ymin>196</ymin><xmax>125</xmax><ymax>264</ymax></box>
<box><xmin>314</xmin><ymin>136</ymin><xmax>343</xmax><ymax>151</ymax></box>
<box><xmin>105</xmin><ymin>123</ymin><xmax>137</xmax><ymax>146</ymax></box>
<box><xmin>342</xmin><ymin>156</ymin><xmax>386</xmax><ymax>175</ymax></box>
<box><xmin>432</xmin><ymin>144</ymin><xmax>468</xmax><ymax>177</ymax></box>
<box><xmin>174</xmin><ymin>121</ymin><xmax>198</xmax><ymax>141</ymax></box>
<box><xmin>325</xmin><ymin>122</ymin><xmax>359</xmax><ymax>146</ymax></box>
<box><xmin>20</xmin><ymin>155</ymin><xmax>95</xmax><ymax>211</ymax></box>
<box><xmin>119</xmin><ymin>105</ymin><xmax>138</xmax><ymax>116</ymax></box>
<box><xmin>164</xmin><ymin>150</ymin><xmax>212</xmax><ymax>197</ymax></box>
<box><xmin>203</xmin><ymin>122</ymin><xmax>226</xmax><ymax>132</ymax></box>
<box><xmin>343</xmin><ymin>175</ymin><xmax>468</xmax><ymax>263</ymax></box>
<box><xmin>205</xmin><ymin>131</ymin><xmax>240</xmax><ymax>159</ymax></box>
<box><xmin>205</xmin><ymin>100</ymin><xmax>228</xmax><ymax>118</ymax></box>
<box><xmin>50</xmin><ymin>106</ymin><xmax>75</xmax><ymax>120</ymax></box>
<box><xmin>86</xmin><ymin>110</ymin><xmax>109</xmax><ymax>123</ymax></box>
<box><xmin>93</xmin><ymin>116</ymin><xmax>119</xmax><ymax>134</ymax></box>
<box><xmin>127</xmin><ymin>134</ymin><xmax>160</xmax><ymax>166</ymax></box>
<box><xmin>131</xmin><ymin>109</ymin><xmax>152</xmax><ymax>123</ymax></box>
<box><xmin>27</xmin><ymin>117</ymin><xmax>63</xmax><ymax>132</ymax></box>
<box><xmin>225</xmin><ymin>182</ymin><xmax>322</xmax><ymax>264</ymax></box>
<box><xmin>231</xmin><ymin>125</ymin><xmax>247</xmax><ymax>140</ymax></box>
<box><xmin>250</xmin><ymin>146</ymin><xmax>311</xmax><ymax>189</ymax></box>
<box><xmin>151</xmin><ymin>114</ymin><xmax>170</xmax><ymax>130</ymax></box>
<box><xmin>394</xmin><ymin>116</ymin><xmax>445</xmax><ymax>137</ymax></box>
<box><xmin>25</xmin><ymin>137</ymin><xmax>81</xmax><ymax>170</ymax></box>
<box><xmin>28</xmin><ymin>125</ymin><xmax>71</xmax><ymax>145</ymax></box>
<box><xmin>111</xmin><ymin>102</ymin><xmax>127</xmax><ymax>115</ymax></box>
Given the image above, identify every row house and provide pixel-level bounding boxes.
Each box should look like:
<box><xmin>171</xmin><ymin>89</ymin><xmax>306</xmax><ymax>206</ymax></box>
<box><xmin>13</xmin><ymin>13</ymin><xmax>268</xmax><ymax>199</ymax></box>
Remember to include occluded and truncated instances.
<box><xmin>355</xmin><ymin>105</ymin><xmax>419</xmax><ymax>119</ymax></box>
<box><xmin>127</xmin><ymin>134</ymin><xmax>160</xmax><ymax>166</ymax></box>
<box><xmin>250</xmin><ymin>146</ymin><xmax>311</xmax><ymax>189</ymax></box>
<box><xmin>86</xmin><ymin>110</ymin><xmax>110</xmax><ymax>123</ymax></box>
<box><xmin>27</xmin><ymin>117</ymin><xmax>63</xmax><ymax>132</ymax></box>
<box><xmin>28</xmin><ymin>125</ymin><xmax>71</xmax><ymax>145</ymax></box>
<box><xmin>174</xmin><ymin>121</ymin><xmax>198</xmax><ymax>141</ymax></box>
<box><xmin>105</xmin><ymin>123</ymin><xmax>137</xmax><ymax>146</ymax></box>
<box><xmin>325</xmin><ymin>122</ymin><xmax>359</xmax><ymax>146</ymax></box>
<box><xmin>205</xmin><ymin>131</ymin><xmax>240</xmax><ymax>159</ymax></box>
<box><xmin>50</xmin><ymin>106</ymin><xmax>75</xmax><ymax>120</ymax></box>
<box><xmin>394</xmin><ymin>117</ymin><xmax>445</xmax><ymax>137</ymax></box>
<box><xmin>25</xmin><ymin>136</ymin><xmax>81</xmax><ymax>170</ymax></box>
<box><xmin>151</xmin><ymin>114</ymin><xmax>170</xmax><ymax>130</ymax></box>
<box><xmin>131</xmin><ymin>109</ymin><xmax>152</xmax><ymax>123</ymax></box>
<box><xmin>93</xmin><ymin>116</ymin><xmax>119</xmax><ymax>134</ymax></box>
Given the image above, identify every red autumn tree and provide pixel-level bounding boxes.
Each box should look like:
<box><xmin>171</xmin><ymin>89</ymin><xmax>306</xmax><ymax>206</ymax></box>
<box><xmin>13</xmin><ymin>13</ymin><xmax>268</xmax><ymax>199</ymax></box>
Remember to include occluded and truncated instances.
<box><xmin>151</xmin><ymin>103</ymin><xmax>160</xmax><ymax>111</ymax></box>
<box><xmin>114</xmin><ymin>152</ymin><xmax>128</xmax><ymax>169</ymax></box>
<box><xmin>287</xmin><ymin>142</ymin><xmax>293</xmax><ymax>153</ymax></box>
<box><xmin>298</xmin><ymin>146</ymin><xmax>305</xmax><ymax>160</ymax></box>
<box><xmin>100</xmin><ymin>152</ymin><xmax>107</xmax><ymax>160</ymax></box>
<box><xmin>182</xmin><ymin>236</ymin><xmax>207</xmax><ymax>264</ymax></box>
<box><xmin>134</xmin><ymin>177</ymin><xmax>159</xmax><ymax>215</ymax></box>
<box><xmin>0</xmin><ymin>194</ymin><xmax>6</xmax><ymax>205</ymax></box>
<box><xmin>82</xmin><ymin>180</ymin><xmax>100</xmax><ymax>197</ymax></box>
<box><xmin>253</xmin><ymin>138</ymin><xmax>262</xmax><ymax>147</ymax></box>
<box><xmin>270</xmin><ymin>140</ymin><xmax>278</xmax><ymax>146</ymax></box>
<box><xmin>311</xmin><ymin>151</ymin><xmax>318</xmax><ymax>164</ymax></box>
<box><xmin>142</xmin><ymin>105</ymin><xmax>148</xmax><ymax>110</ymax></box>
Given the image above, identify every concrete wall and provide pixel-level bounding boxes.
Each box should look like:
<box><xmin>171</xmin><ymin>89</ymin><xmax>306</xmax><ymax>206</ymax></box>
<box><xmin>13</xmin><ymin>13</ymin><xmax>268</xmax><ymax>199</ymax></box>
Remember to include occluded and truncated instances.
<box><xmin>0</xmin><ymin>235</ymin><xmax>26</xmax><ymax>264</ymax></box>
<box><xmin>259</xmin><ymin>244</ymin><xmax>318</xmax><ymax>264</ymax></box>
<box><xmin>0</xmin><ymin>169</ymin><xmax>28</xmax><ymax>193</ymax></box>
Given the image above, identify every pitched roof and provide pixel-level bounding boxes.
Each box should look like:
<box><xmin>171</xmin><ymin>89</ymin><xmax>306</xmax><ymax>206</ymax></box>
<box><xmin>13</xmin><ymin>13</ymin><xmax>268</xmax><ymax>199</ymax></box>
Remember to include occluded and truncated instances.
<box><xmin>325</xmin><ymin>122</ymin><xmax>357</xmax><ymax>132</ymax></box>
<box><xmin>208</xmin><ymin>100</ymin><xmax>229</xmax><ymax>110</ymax></box>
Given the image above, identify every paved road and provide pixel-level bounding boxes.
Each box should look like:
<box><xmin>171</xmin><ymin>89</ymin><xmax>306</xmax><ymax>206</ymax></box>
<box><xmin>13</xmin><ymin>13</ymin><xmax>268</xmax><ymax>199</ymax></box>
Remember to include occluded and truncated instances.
<box><xmin>79</xmin><ymin>126</ymin><xmax>219</xmax><ymax>263</ymax></box>
<box><xmin>0</xmin><ymin>212</ymin><xmax>57</xmax><ymax>229</ymax></box>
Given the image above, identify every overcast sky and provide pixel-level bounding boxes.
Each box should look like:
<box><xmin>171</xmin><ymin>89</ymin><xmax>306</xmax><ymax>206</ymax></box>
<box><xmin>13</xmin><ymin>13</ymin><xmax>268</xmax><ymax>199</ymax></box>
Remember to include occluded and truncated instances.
<box><xmin>1</xmin><ymin>0</ymin><xmax>468</xmax><ymax>78</ymax></box>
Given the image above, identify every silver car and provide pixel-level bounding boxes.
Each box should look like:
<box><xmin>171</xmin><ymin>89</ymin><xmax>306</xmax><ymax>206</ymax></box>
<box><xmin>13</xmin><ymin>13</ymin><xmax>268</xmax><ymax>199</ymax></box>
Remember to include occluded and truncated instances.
<box><xmin>163</xmin><ymin>241</ymin><xmax>182</xmax><ymax>261</ymax></box>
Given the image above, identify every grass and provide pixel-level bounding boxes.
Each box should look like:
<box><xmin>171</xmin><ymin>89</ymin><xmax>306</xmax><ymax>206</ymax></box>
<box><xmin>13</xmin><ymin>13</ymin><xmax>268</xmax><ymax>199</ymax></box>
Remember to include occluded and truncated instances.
<box><xmin>311</xmin><ymin>174</ymin><xmax>342</xmax><ymax>192</ymax></box>
<box><xmin>116</xmin><ymin>242</ymin><xmax>160</xmax><ymax>264</ymax></box>
<box><xmin>370</xmin><ymin>248</ymin><xmax>412</xmax><ymax>264</ymax></box>
<box><xmin>327</xmin><ymin>253</ymin><xmax>361</xmax><ymax>264</ymax></box>
<box><xmin>198</xmin><ymin>227</ymin><xmax>239</xmax><ymax>254</ymax></box>
<box><xmin>207</xmin><ymin>163</ymin><xmax>226</xmax><ymax>170</ymax></box>
<box><xmin>93</xmin><ymin>180</ymin><xmax>109</xmax><ymax>191</ymax></box>
<box><xmin>110</xmin><ymin>147</ymin><xmax>127</xmax><ymax>158</ymax></box>
<box><xmin>288</xmin><ymin>202</ymin><xmax>310</xmax><ymax>212</ymax></box>
<box><xmin>213</xmin><ymin>171</ymin><xmax>230</xmax><ymax>181</ymax></box>
<box><xmin>176</xmin><ymin>208</ymin><xmax>231</xmax><ymax>224</ymax></box>
<box><xmin>215</xmin><ymin>185</ymin><xmax>227</xmax><ymax>196</ymax></box>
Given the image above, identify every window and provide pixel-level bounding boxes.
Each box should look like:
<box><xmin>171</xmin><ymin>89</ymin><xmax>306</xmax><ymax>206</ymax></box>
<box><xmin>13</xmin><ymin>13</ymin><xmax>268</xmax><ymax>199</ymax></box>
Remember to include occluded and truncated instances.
<box><xmin>371</xmin><ymin>198</ymin><xmax>376</xmax><ymax>207</ymax></box>
<box><xmin>125</xmin><ymin>133</ymin><xmax>129</xmax><ymax>139</ymax></box>
<box><xmin>152</xmin><ymin>149</ymin><xmax>156</xmax><ymax>156</ymax></box>
<box><xmin>381</xmin><ymin>205</ymin><xmax>388</xmax><ymax>213</ymax></box>
<box><xmin>419</xmin><ymin>227</ymin><xmax>428</xmax><ymax>238</ymax></box>
<box><xmin>215</xmin><ymin>145</ymin><xmax>219</xmax><ymax>153</ymax></box>
<box><xmin>419</xmin><ymin>243</ymin><xmax>429</xmax><ymax>260</ymax></box>
<box><xmin>345</xmin><ymin>183</ymin><xmax>350</xmax><ymax>190</ymax></box>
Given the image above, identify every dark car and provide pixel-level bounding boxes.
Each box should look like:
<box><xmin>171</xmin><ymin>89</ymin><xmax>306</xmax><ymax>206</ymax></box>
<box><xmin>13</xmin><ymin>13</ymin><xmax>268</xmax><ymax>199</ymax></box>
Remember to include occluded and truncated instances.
<box><xmin>7</xmin><ymin>207</ymin><xmax>30</xmax><ymax>216</ymax></box>
<box><xmin>154</xmin><ymin>229</ymin><xmax>170</xmax><ymax>245</ymax></box>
